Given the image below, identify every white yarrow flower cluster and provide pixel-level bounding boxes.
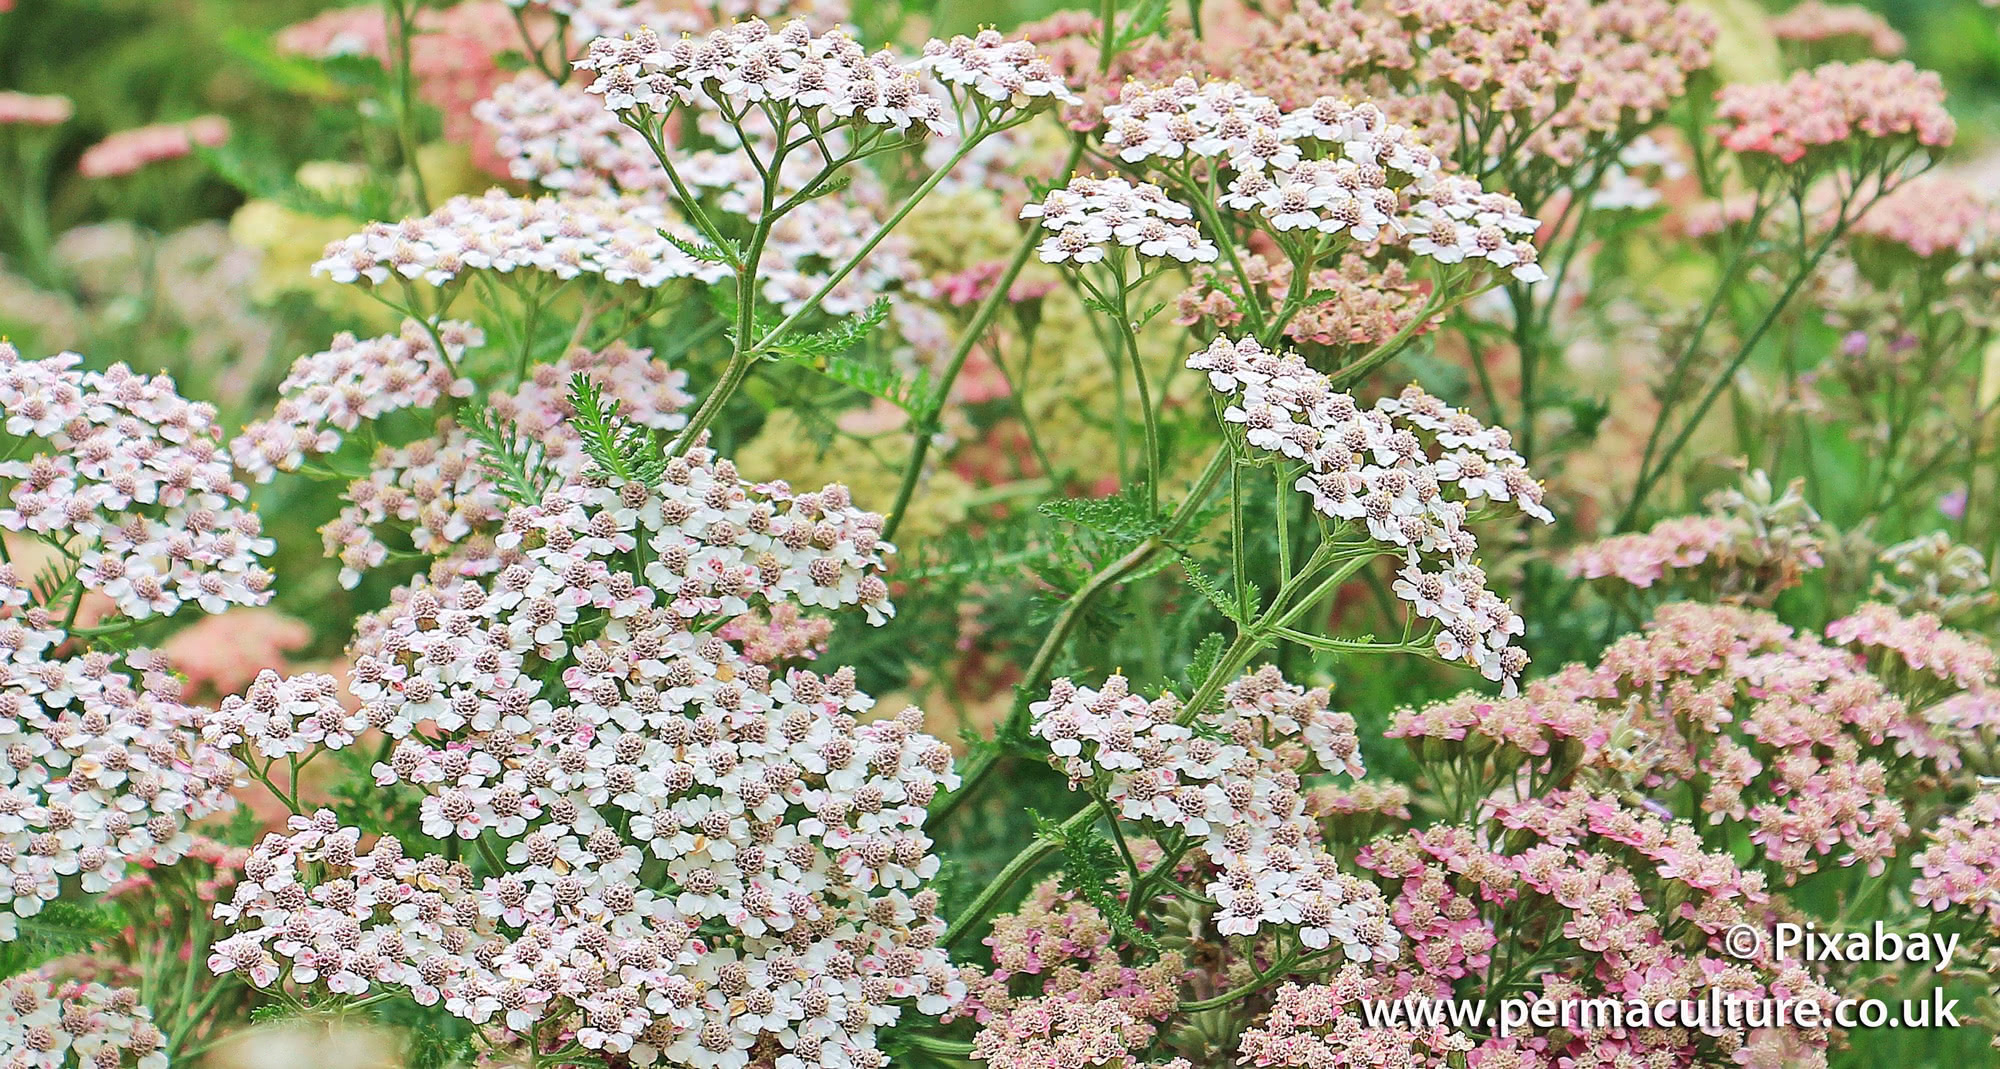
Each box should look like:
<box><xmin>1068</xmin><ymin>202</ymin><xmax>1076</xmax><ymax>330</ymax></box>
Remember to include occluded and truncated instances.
<box><xmin>0</xmin><ymin>344</ymin><xmax>274</xmax><ymax>620</ymax></box>
<box><xmin>915</xmin><ymin>29</ymin><xmax>1080</xmax><ymax>109</ymax></box>
<box><xmin>1102</xmin><ymin>78</ymin><xmax>1546</xmax><ymax>281</ymax></box>
<box><xmin>211</xmin><ymin>455</ymin><xmax>962</xmax><ymax>1068</ymax></box>
<box><xmin>1020</xmin><ymin>175</ymin><xmax>1218</xmax><ymax>265</ymax></box>
<box><xmin>311</xmin><ymin>190</ymin><xmax>730</xmax><ymax>290</ymax></box>
<box><xmin>578</xmin><ymin>19</ymin><xmax>951</xmax><ymax>134</ymax></box>
<box><xmin>1028</xmin><ymin>667</ymin><xmax>1397</xmax><ymax>959</ymax></box>
<box><xmin>0</xmin><ymin>973</ymin><xmax>169</xmax><ymax>1069</ymax></box>
<box><xmin>204</xmin><ymin>669</ymin><xmax>356</xmax><ymax>760</ymax></box>
<box><xmin>318</xmin><ymin>341</ymin><xmax>694</xmax><ymax>586</ymax></box>
<box><xmin>1190</xmin><ymin>335</ymin><xmax>1552</xmax><ymax>690</ymax></box>
<box><xmin>229</xmin><ymin>320</ymin><xmax>481</xmax><ymax>483</ymax></box>
<box><xmin>0</xmin><ymin>569</ymin><xmax>239</xmax><ymax>937</ymax></box>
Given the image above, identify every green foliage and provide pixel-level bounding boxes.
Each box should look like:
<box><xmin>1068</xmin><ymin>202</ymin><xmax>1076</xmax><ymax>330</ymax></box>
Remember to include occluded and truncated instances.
<box><xmin>460</xmin><ymin>407</ymin><xmax>560</xmax><ymax>506</ymax></box>
<box><xmin>1180</xmin><ymin>632</ymin><xmax>1227</xmax><ymax>695</ymax></box>
<box><xmin>1031</xmin><ymin>810</ymin><xmax>1159</xmax><ymax>954</ymax></box>
<box><xmin>570</xmin><ymin>374</ymin><xmax>670</xmax><ymax>485</ymax></box>
<box><xmin>662</xmin><ymin>230</ymin><xmax>742</xmax><ymax>266</ymax></box>
<box><xmin>1039</xmin><ymin>488</ymin><xmax>1169</xmax><ymax>547</ymax></box>
<box><xmin>1176</xmin><ymin>552</ymin><xmax>1246</xmax><ymax>623</ymax></box>
<box><xmin>0</xmin><ymin>900</ymin><xmax>124</xmax><ymax>977</ymax></box>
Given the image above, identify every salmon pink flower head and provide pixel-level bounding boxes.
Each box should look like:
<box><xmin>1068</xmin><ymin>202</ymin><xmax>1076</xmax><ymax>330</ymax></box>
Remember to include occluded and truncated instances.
<box><xmin>0</xmin><ymin>91</ymin><xmax>72</xmax><ymax>126</ymax></box>
<box><xmin>1712</xmin><ymin>60</ymin><xmax>1953</xmax><ymax>167</ymax></box>
<box><xmin>76</xmin><ymin>116</ymin><xmax>230</xmax><ymax>178</ymax></box>
<box><xmin>1768</xmin><ymin>1</ymin><xmax>1906</xmax><ymax>57</ymax></box>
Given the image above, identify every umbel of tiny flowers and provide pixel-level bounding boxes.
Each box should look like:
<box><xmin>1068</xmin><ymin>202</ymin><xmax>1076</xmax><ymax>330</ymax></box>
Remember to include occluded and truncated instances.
<box><xmin>1096</xmin><ymin>79</ymin><xmax>1547</xmax><ymax>285</ymax></box>
<box><xmin>310</xmin><ymin>190</ymin><xmax>729</xmax><ymax>322</ymax></box>
<box><xmin>0</xmin><ymin>343</ymin><xmax>275</xmax><ymax>621</ymax></box>
<box><xmin>0</xmin><ymin>971</ymin><xmax>170</xmax><ymax>1069</ymax></box>
<box><xmin>1190</xmin><ymin>334</ymin><xmax>1551</xmax><ymax>691</ymax></box>
<box><xmin>1021</xmin><ymin>175</ymin><xmax>1217</xmax><ymax>267</ymax></box>
<box><xmin>0</xmin><ymin>563</ymin><xmax>240</xmax><ymax>939</ymax></box>
<box><xmin>1026</xmin><ymin>666</ymin><xmax>1397</xmax><ymax>959</ymax></box>
<box><xmin>207</xmin><ymin>453</ymin><xmax>962</xmax><ymax>1068</ymax></box>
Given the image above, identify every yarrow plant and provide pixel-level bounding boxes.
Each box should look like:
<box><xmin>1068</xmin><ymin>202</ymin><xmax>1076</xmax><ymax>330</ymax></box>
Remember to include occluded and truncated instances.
<box><xmin>9</xmin><ymin>0</ymin><xmax>2000</xmax><ymax>1066</ymax></box>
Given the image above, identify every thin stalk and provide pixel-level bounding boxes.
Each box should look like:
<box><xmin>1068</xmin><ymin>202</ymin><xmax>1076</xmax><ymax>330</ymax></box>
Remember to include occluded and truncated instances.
<box><xmin>883</xmin><ymin>134</ymin><xmax>1090</xmax><ymax>540</ymax></box>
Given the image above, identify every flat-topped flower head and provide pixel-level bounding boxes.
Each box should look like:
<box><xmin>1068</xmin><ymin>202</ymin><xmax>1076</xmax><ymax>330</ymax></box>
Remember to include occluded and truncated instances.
<box><xmin>0</xmin><ymin>91</ymin><xmax>73</xmax><ymax>127</ymax></box>
<box><xmin>578</xmin><ymin>18</ymin><xmax>953</xmax><ymax>134</ymax></box>
<box><xmin>1021</xmin><ymin>175</ymin><xmax>1216</xmax><ymax>264</ymax></box>
<box><xmin>311</xmin><ymin>189</ymin><xmax>730</xmax><ymax>290</ymax></box>
<box><xmin>211</xmin><ymin>453</ymin><xmax>959</xmax><ymax>1066</ymax></box>
<box><xmin>77</xmin><ymin>116</ymin><xmax>229</xmax><ymax>178</ymax></box>
<box><xmin>1029</xmin><ymin>666</ymin><xmax>1396</xmax><ymax>959</ymax></box>
<box><xmin>917</xmin><ymin>28</ymin><xmax>1081</xmax><ymax>110</ymax></box>
<box><xmin>1769</xmin><ymin>1</ymin><xmax>1906</xmax><ymax>57</ymax></box>
<box><xmin>0</xmin><ymin>343</ymin><xmax>274</xmax><ymax>619</ymax></box>
<box><xmin>1713</xmin><ymin>60</ymin><xmax>1954</xmax><ymax>167</ymax></box>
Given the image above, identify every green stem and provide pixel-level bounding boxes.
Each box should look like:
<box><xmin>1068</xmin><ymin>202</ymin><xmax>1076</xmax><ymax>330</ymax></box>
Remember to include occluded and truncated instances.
<box><xmin>883</xmin><ymin>134</ymin><xmax>1090</xmax><ymax>540</ymax></box>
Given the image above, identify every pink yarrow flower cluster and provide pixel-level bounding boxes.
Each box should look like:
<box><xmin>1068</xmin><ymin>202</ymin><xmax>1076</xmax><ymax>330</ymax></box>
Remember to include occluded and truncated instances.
<box><xmin>1769</xmin><ymin>1</ymin><xmax>1906</xmax><ymax>56</ymax></box>
<box><xmin>210</xmin><ymin>457</ymin><xmax>959</xmax><ymax>1068</ymax></box>
<box><xmin>76</xmin><ymin>116</ymin><xmax>229</xmax><ymax>179</ymax></box>
<box><xmin>1350</xmin><ymin>793</ymin><xmax>1826</xmax><ymax>1066</ymax></box>
<box><xmin>0</xmin><ymin>92</ymin><xmax>73</xmax><ymax>126</ymax></box>
<box><xmin>1713</xmin><ymin>60</ymin><xmax>1954</xmax><ymax>165</ymax></box>
<box><xmin>0</xmin><ymin>973</ymin><xmax>168</xmax><ymax>1069</ymax></box>
<box><xmin>951</xmin><ymin>870</ymin><xmax>1189</xmax><ymax>1069</ymax></box>
<box><xmin>474</xmin><ymin>74</ymin><xmax>664</xmax><ymax>196</ymax></box>
<box><xmin>1190</xmin><ymin>335</ymin><xmax>1550</xmax><ymax>689</ymax></box>
<box><xmin>1912</xmin><ymin>786</ymin><xmax>2000</xmax><ymax>926</ymax></box>
<box><xmin>1029</xmin><ymin>668</ymin><xmax>1397</xmax><ymax>958</ymax></box>
<box><xmin>1827</xmin><ymin>602</ymin><xmax>1998</xmax><ymax>694</ymax></box>
<box><xmin>0</xmin><ymin>344</ymin><xmax>275</xmax><ymax>619</ymax></box>
<box><xmin>1849</xmin><ymin>173</ymin><xmax>2000</xmax><ymax>259</ymax></box>
<box><xmin>1572</xmin><ymin>602</ymin><xmax>1961</xmax><ymax>881</ymax></box>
